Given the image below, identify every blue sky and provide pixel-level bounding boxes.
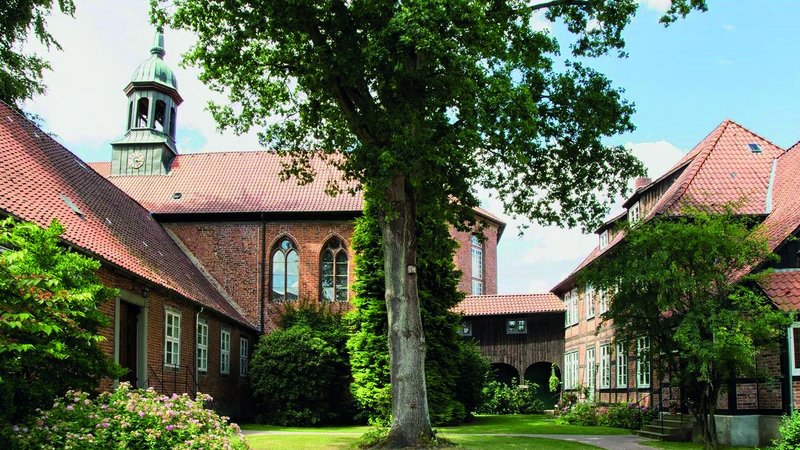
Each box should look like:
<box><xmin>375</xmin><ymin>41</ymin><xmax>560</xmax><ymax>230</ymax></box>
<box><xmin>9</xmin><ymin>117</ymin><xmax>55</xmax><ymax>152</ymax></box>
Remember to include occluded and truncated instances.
<box><xmin>24</xmin><ymin>0</ymin><xmax>800</xmax><ymax>295</ymax></box>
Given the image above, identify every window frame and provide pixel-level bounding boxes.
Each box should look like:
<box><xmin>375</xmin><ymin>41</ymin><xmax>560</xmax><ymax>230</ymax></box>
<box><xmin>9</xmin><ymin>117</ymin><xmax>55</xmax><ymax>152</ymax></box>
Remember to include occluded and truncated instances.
<box><xmin>271</xmin><ymin>238</ymin><xmax>299</xmax><ymax>302</ymax></box>
<box><xmin>628</xmin><ymin>201</ymin><xmax>641</xmax><ymax>224</ymax></box>
<box><xmin>600</xmin><ymin>344</ymin><xmax>611</xmax><ymax>389</ymax></box>
<box><xmin>585</xmin><ymin>285</ymin><xmax>595</xmax><ymax>319</ymax></box>
<box><xmin>164</xmin><ymin>309</ymin><xmax>181</xmax><ymax>368</ymax></box>
<box><xmin>320</xmin><ymin>237</ymin><xmax>349</xmax><ymax>302</ymax></box>
<box><xmin>459</xmin><ymin>321</ymin><xmax>472</xmax><ymax>337</ymax></box>
<box><xmin>196</xmin><ymin>319</ymin><xmax>208</xmax><ymax>373</ymax></box>
<box><xmin>564</xmin><ymin>351</ymin><xmax>579</xmax><ymax>390</ymax></box>
<box><xmin>789</xmin><ymin>323</ymin><xmax>800</xmax><ymax>376</ymax></box>
<box><xmin>239</xmin><ymin>337</ymin><xmax>249</xmax><ymax>377</ymax></box>
<box><xmin>220</xmin><ymin>329</ymin><xmax>231</xmax><ymax>375</ymax></box>
<box><xmin>616</xmin><ymin>342</ymin><xmax>629</xmax><ymax>388</ymax></box>
<box><xmin>506</xmin><ymin>319</ymin><xmax>527</xmax><ymax>335</ymax></box>
<box><xmin>585</xmin><ymin>346</ymin><xmax>596</xmax><ymax>391</ymax></box>
<box><xmin>636</xmin><ymin>337</ymin><xmax>651</xmax><ymax>388</ymax></box>
<box><xmin>470</xmin><ymin>235</ymin><xmax>484</xmax><ymax>295</ymax></box>
<box><xmin>599</xmin><ymin>230</ymin><xmax>609</xmax><ymax>249</ymax></box>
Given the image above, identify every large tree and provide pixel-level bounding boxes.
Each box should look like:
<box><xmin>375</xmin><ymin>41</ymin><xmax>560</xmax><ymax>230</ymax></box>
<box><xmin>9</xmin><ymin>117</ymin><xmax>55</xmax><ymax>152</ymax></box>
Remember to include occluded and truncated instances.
<box><xmin>155</xmin><ymin>0</ymin><xmax>706</xmax><ymax>445</ymax></box>
<box><xmin>582</xmin><ymin>211</ymin><xmax>789</xmax><ymax>450</ymax></box>
<box><xmin>0</xmin><ymin>0</ymin><xmax>75</xmax><ymax>108</ymax></box>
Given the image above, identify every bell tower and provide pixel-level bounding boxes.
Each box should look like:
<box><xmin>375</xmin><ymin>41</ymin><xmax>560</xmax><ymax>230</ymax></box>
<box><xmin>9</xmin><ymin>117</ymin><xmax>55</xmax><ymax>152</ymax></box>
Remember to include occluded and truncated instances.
<box><xmin>111</xmin><ymin>30</ymin><xmax>183</xmax><ymax>176</ymax></box>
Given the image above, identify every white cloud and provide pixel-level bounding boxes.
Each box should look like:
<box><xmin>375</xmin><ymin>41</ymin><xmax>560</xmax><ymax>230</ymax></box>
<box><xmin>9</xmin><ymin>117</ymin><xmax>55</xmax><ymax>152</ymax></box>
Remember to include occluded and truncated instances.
<box><xmin>638</xmin><ymin>0</ymin><xmax>672</xmax><ymax>13</ymax></box>
<box><xmin>23</xmin><ymin>0</ymin><xmax>261</xmax><ymax>159</ymax></box>
<box><xmin>722</xmin><ymin>24</ymin><xmax>735</xmax><ymax>32</ymax></box>
<box><xmin>624</xmin><ymin>140</ymin><xmax>686</xmax><ymax>180</ymax></box>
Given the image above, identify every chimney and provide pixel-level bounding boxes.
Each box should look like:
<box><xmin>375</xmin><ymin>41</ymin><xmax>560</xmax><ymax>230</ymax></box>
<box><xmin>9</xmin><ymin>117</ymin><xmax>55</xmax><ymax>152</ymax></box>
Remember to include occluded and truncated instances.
<box><xmin>634</xmin><ymin>177</ymin><xmax>651</xmax><ymax>190</ymax></box>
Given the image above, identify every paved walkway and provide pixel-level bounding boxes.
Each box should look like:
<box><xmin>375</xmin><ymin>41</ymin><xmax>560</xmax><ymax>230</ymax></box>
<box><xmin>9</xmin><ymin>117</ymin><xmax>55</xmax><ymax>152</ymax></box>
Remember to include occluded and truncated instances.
<box><xmin>242</xmin><ymin>430</ymin><xmax>655</xmax><ymax>449</ymax></box>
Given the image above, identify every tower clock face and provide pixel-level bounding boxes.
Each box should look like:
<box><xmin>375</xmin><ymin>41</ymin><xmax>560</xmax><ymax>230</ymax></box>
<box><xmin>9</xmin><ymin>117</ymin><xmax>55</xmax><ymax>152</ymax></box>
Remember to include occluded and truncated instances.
<box><xmin>129</xmin><ymin>152</ymin><xmax>145</xmax><ymax>169</ymax></box>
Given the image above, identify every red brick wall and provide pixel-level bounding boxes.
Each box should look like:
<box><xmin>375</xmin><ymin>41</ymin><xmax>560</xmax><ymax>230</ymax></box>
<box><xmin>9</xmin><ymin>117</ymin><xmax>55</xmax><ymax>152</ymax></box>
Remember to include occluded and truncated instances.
<box><xmin>451</xmin><ymin>222</ymin><xmax>499</xmax><ymax>296</ymax></box>
<box><xmin>165</xmin><ymin>220</ymin><xmax>356</xmax><ymax>332</ymax></box>
<box><xmin>96</xmin><ymin>267</ymin><xmax>256</xmax><ymax>420</ymax></box>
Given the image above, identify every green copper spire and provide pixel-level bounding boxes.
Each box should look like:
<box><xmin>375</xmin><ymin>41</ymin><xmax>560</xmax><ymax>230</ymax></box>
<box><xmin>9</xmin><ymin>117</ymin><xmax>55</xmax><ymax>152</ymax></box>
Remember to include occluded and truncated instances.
<box><xmin>150</xmin><ymin>30</ymin><xmax>165</xmax><ymax>59</ymax></box>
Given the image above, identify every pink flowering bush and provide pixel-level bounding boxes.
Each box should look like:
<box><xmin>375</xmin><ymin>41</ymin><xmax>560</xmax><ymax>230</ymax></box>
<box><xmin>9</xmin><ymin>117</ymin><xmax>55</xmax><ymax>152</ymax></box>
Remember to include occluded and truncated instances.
<box><xmin>9</xmin><ymin>383</ymin><xmax>248</xmax><ymax>449</ymax></box>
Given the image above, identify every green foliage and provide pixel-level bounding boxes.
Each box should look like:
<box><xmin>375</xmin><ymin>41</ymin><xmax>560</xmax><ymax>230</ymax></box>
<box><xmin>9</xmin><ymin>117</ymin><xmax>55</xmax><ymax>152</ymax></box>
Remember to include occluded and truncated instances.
<box><xmin>250</xmin><ymin>303</ymin><xmax>352</xmax><ymax>426</ymax></box>
<box><xmin>476</xmin><ymin>380</ymin><xmax>545</xmax><ymax>415</ymax></box>
<box><xmin>6</xmin><ymin>382</ymin><xmax>248</xmax><ymax>449</ymax></box>
<box><xmin>347</xmin><ymin>206</ymin><xmax>488</xmax><ymax>425</ymax></box>
<box><xmin>597</xmin><ymin>403</ymin><xmax>657</xmax><ymax>430</ymax></box>
<box><xmin>0</xmin><ymin>0</ymin><xmax>75</xmax><ymax>107</ymax></box>
<box><xmin>549</xmin><ymin>364</ymin><xmax>560</xmax><ymax>393</ymax></box>
<box><xmin>582</xmin><ymin>209</ymin><xmax>790</xmax><ymax>447</ymax></box>
<box><xmin>0</xmin><ymin>218</ymin><xmax>122</xmax><ymax>426</ymax></box>
<box><xmin>768</xmin><ymin>413</ymin><xmax>800</xmax><ymax>450</ymax></box>
<box><xmin>557</xmin><ymin>402</ymin><xmax>656</xmax><ymax>430</ymax></box>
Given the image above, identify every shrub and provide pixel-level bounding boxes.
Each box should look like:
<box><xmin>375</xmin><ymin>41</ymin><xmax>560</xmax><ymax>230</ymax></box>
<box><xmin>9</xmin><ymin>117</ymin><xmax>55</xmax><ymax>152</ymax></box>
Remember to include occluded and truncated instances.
<box><xmin>0</xmin><ymin>218</ymin><xmax>122</xmax><ymax>426</ymax></box>
<box><xmin>6</xmin><ymin>383</ymin><xmax>247</xmax><ymax>449</ymax></box>
<box><xmin>603</xmin><ymin>403</ymin><xmax>657</xmax><ymax>430</ymax></box>
<box><xmin>250</xmin><ymin>303</ymin><xmax>352</xmax><ymax>426</ymax></box>
<box><xmin>768</xmin><ymin>413</ymin><xmax>800</xmax><ymax>450</ymax></box>
<box><xmin>558</xmin><ymin>401</ymin><xmax>598</xmax><ymax>426</ymax></box>
<box><xmin>477</xmin><ymin>379</ymin><xmax>545</xmax><ymax>415</ymax></box>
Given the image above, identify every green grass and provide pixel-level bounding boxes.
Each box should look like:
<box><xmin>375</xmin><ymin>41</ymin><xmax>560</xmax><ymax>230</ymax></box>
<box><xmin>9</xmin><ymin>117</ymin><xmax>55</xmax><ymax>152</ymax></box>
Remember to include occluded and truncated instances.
<box><xmin>240</xmin><ymin>423</ymin><xmax>372</xmax><ymax>433</ymax></box>
<box><xmin>437</xmin><ymin>414</ymin><xmax>632</xmax><ymax>435</ymax></box>
<box><xmin>641</xmin><ymin>441</ymin><xmax>754</xmax><ymax>450</ymax></box>
<box><xmin>245</xmin><ymin>434</ymin><xmax>602</xmax><ymax>449</ymax></box>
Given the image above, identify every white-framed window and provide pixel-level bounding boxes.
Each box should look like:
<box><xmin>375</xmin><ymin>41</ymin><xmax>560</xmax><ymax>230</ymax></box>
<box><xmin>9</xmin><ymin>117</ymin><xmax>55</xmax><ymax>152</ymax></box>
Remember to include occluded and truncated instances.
<box><xmin>164</xmin><ymin>309</ymin><xmax>181</xmax><ymax>368</ymax></box>
<box><xmin>564</xmin><ymin>289</ymin><xmax>579</xmax><ymax>327</ymax></box>
<box><xmin>196</xmin><ymin>319</ymin><xmax>208</xmax><ymax>373</ymax></box>
<box><xmin>239</xmin><ymin>337</ymin><xmax>249</xmax><ymax>377</ymax></box>
<box><xmin>585</xmin><ymin>285</ymin><xmax>595</xmax><ymax>319</ymax></box>
<box><xmin>789</xmin><ymin>323</ymin><xmax>800</xmax><ymax>376</ymax></box>
<box><xmin>471</xmin><ymin>235</ymin><xmax>483</xmax><ymax>295</ymax></box>
<box><xmin>599</xmin><ymin>289</ymin><xmax>609</xmax><ymax>314</ymax></box>
<box><xmin>459</xmin><ymin>321</ymin><xmax>472</xmax><ymax>337</ymax></box>
<box><xmin>507</xmin><ymin>319</ymin><xmax>527</xmax><ymax>334</ymax></box>
<box><xmin>636</xmin><ymin>337</ymin><xmax>651</xmax><ymax>388</ymax></box>
<box><xmin>600</xmin><ymin>344</ymin><xmax>611</xmax><ymax>389</ymax></box>
<box><xmin>599</xmin><ymin>230</ymin><xmax>609</xmax><ymax>249</ymax></box>
<box><xmin>628</xmin><ymin>201</ymin><xmax>641</xmax><ymax>224</ymax></box>
<box><xmin>586</xmin><ymin>346</ymin><xmax>596</xmax><ymax>393</ymax></box>
<box><xmin>616</xmin><ymin>342</ymin><xmax>629</xmax><ymax>388</ymax></box>
<box><xmin>220</xmin><ymin>329</ymin><xmax>231</xmax><ymax>375</ymax></box>
<box><xmin>564</xmin><ymin>351</ymin><xmax>579</xmax><ymax>389</ymax></box>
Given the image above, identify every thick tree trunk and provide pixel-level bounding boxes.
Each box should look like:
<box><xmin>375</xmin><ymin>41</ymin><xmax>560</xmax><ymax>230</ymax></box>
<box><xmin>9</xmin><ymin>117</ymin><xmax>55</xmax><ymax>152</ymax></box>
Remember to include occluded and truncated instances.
<box><xmin>379</xmin><ymin>174</ymin><xmax>433</xmax><ymax>447</ymax></box>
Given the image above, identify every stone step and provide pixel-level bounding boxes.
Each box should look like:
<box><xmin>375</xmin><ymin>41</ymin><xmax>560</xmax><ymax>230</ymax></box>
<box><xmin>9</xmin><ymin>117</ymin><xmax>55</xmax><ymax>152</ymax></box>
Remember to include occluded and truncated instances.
<box><xmin>644</xmin><ymin>424</ymin><xmax>682</xmax><ymax>434</ymax></box>
<box><xmin>637</xmin><ymin>430</ymin><xmax>671</xmax><ymax>440</ymax></box>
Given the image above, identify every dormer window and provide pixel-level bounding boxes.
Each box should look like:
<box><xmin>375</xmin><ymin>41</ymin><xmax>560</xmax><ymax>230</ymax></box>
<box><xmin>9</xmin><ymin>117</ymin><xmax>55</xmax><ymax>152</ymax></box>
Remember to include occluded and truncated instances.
<box><xmin>628</xmin><ymin>201</ymin><xmax>640</xmax><ymax>225</ymax></box>
<box><xmin>599</xmin><ymin>230</ymin><xmax>609</xmax><ymax>249</ymax></box>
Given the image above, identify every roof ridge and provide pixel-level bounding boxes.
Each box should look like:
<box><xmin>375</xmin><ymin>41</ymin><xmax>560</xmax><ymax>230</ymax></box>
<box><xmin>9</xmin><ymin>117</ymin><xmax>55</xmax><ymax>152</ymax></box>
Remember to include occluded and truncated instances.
<box><xmin>725</xmin><ymin>119</ymin><xmax>786</xmax><ymax>153</ymax></box>
<box><xmin>661</xmin><ymin>120</ymin><xmax>731</xmax><ymax>213</ymax></box>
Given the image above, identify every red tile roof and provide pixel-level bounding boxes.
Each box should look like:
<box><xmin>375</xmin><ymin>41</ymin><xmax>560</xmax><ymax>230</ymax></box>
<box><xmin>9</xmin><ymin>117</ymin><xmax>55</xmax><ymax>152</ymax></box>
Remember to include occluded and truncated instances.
<box><xmin>761</xmin><ymin>270</ymin><xmax>800</xmax><ymax>312</ymax></box>
<box><xmin>453</xmin><ymin>294</ymin><xmax>565</xmax><ymax>316</ymax></box>
<box><xmin>0</xmin><ymin>102</ymin><xmax>254</xmax><ymax>330</ymax></box>
<box><xmin>552</xmin><ymin>120</ymin><xmax>786</xmax><ymax>294</ymax></box>
<box><xmin>89</xmin><ymin>152</ymin><xmax>363</xmax><ymax>215</ymax></box>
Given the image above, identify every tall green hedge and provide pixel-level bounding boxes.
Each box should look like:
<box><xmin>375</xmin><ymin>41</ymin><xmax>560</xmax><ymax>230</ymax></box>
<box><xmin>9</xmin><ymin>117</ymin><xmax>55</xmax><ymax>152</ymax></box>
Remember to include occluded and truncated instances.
<box><xmin>347</xmin><ymin>206</ymin><xmax>488</xmax><ymax>425</ymax></box>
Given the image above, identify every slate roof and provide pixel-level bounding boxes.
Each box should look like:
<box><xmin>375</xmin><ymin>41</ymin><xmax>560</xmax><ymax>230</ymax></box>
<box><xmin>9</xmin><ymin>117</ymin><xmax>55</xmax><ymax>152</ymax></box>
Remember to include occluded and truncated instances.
<box><xmin>552</xmin><ymin>120</ymin><xmax>786</xmax><ymax>295</ymax></box>
<box><xmin>454</xmin><ymin>294</ymin><xmax>565</xmax><ymax>317</ymax></box>
<box><xmin>90</xmin><ymin>153</ymin><xmax>363</xmax><ymax>215</ymax></box>
<box><xmin>0</xmin><ymin>102</ymin><xmax>255</xmax><ymax>330</ymax></box>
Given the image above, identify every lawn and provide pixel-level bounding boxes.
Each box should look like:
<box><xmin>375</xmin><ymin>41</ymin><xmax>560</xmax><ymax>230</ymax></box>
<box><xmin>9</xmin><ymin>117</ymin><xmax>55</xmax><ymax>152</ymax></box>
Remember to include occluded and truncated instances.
<box><xmin>245</xmin><ymin>433</ymin><xmax>603</xmax><ymax>449</ymax></box>
<box><xmin>243</xmin><ymin>414</ymin><xmax>632</xmax><ymax>449</ymax></box>
<box><xmin>641</xmin><ymin>441</ymin><xmax>753</xmax><ymax>450</ymax></box>
<box><xmin>437</xmin><ymin>414</ymin><xmax>632</xmax><ymax>435</ymax></box>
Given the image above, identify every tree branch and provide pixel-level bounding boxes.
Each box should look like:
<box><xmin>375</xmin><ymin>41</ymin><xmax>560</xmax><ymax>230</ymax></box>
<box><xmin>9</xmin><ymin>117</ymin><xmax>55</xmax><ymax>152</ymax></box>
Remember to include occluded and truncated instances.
<box><xmin>522</xmin><ymin>0</ymin><xmax>590</xmax><ymax>13</ymax></box>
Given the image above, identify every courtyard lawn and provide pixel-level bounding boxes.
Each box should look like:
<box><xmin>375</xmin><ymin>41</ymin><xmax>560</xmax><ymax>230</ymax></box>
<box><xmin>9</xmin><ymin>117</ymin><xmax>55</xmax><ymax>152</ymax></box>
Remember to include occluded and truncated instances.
<box><xmin>246</xmin><ymin>433</ymin><xmax>603</xmax><ymax>449</ymax></box>
<box><xmin>641</xmin><ymin>442</ymin><xmax>754</xmax><ymax>450</ymax></box>
<box><xmin>437</xmin><ymin>414</ymin><xmax>633</xmax><ymax>435</ymax></box>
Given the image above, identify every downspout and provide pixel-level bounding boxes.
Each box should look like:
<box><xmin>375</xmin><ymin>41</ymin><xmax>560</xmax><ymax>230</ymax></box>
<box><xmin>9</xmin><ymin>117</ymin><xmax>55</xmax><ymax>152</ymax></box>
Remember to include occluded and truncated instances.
<box><xmin>788</xmin><ymin>327</ymin><xmax>794</xmax><ymax>412</ymax></box>
<box><xmin>195</xmin><ymin>306</ymin><xmax>203</xmax><ymax>397</ymax></box>
<box><xmin>260</xmin><ymin>214</ymin><xmax>266</xmax><ymax>333</ymax></box>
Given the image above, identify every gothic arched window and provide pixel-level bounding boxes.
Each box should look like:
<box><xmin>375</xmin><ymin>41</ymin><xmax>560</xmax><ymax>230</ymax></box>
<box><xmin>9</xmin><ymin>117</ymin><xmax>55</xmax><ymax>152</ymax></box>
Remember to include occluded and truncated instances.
<box><xmin>169</xmin><ymin>107</ymin><xmax>176</xmax><ymax>139</ymax></box>
<box><xmin>154</xmin><ymin>100</ymin><xmax>167</xmax><ymax>132</ymax></box>
<box><xmin>271</xmin><ymin>238</ymin><xmax>299</xmax><ymax>302</ymax></box>
<box><xmin>321</xmin><ymin>237</ymin><xmax>348</xmax><ymax>302</ymax></box>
